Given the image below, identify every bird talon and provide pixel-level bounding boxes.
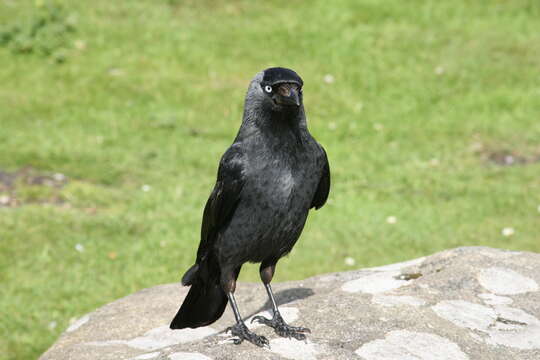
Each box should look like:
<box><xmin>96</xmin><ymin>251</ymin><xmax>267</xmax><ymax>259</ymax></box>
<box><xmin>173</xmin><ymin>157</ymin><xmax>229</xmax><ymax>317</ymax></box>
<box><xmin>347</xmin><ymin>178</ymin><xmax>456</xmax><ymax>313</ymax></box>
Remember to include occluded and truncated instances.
<box><xmin>292</xmin><ymin>326</ymin><xmax>311</xmax><ymax>333</ymax></box>
<box><xmin>269</xmin><ymin>321</ymin><xmax>311</xmax><ymax>341</ymax></box>
<box><xmin>227</xmin><ymin>321</ymin><xmax>268</xmax><ymax>347</ymax></box>
<box><xmin>251</xmin><ymin>315</ymin><xmax>269</xmax><ymax>324</ymax></box>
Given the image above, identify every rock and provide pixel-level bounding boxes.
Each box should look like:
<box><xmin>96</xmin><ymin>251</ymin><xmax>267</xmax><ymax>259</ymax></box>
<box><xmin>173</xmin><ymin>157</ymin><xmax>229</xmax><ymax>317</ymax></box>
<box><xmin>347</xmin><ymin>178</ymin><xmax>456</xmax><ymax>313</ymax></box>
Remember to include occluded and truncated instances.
<box><xmin>40</xmin><ymin>247</ymin><xmax>540</xmax><ymax>360</ymax></box>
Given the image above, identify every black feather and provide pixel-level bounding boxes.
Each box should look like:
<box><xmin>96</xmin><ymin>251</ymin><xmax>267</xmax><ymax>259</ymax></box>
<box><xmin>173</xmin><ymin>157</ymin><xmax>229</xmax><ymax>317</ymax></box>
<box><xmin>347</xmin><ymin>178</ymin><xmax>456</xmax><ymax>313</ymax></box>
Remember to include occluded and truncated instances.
<box><xmin>311</xmin><ymin>146</ymin><xmax>330</xmax><ymax>210</ymax></box>
<box><xmin>169</xmin><ymin>280</ymin><xmax>228</xmax><ymax>329</ymax></box>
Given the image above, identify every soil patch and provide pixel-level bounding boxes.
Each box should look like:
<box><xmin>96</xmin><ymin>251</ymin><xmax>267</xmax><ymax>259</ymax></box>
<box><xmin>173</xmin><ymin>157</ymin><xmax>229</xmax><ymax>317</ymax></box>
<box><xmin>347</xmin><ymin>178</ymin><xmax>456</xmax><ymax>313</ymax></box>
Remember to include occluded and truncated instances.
<box><xmin>484</xmin><ymin>149</ymin><xmax>540</xmax><ymax>167</ymax></box>
<box><xmin>0</xmin><ymin>167</ymin><xmax>68</xmax><ymax>207</ymax></box>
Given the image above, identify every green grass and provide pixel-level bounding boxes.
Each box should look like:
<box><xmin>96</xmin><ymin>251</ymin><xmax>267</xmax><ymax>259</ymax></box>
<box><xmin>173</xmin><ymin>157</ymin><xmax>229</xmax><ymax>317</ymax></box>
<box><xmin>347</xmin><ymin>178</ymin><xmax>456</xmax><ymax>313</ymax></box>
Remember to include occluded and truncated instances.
<box><xmin>1</xmin><ymin>0</ymin><xmax>540</xmax><ymax>358</ymax></box>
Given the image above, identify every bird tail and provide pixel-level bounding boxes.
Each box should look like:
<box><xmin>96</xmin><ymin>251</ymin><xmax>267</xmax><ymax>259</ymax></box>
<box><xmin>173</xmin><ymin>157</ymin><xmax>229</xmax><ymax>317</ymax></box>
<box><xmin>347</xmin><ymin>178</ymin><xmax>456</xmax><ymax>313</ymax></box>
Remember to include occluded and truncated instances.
<box><xmin>170</xmin><ymin>263</ymin><xmax>228</xmax><ymax>329</ymax></box>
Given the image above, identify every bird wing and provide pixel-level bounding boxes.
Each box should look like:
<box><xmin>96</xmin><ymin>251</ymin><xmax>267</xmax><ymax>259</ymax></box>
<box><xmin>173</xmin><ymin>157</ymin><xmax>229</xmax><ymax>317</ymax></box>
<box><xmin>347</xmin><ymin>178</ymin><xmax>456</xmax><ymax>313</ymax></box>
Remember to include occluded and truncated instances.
<box><xmin>195</xmin><ymin>144</ymin><xmax>245</xmax><ymax>263</ymax></box>
<box><xmin>311</xmin><ymin>144</ymin><xmax>330</xmax><ymax>210</ymax></box>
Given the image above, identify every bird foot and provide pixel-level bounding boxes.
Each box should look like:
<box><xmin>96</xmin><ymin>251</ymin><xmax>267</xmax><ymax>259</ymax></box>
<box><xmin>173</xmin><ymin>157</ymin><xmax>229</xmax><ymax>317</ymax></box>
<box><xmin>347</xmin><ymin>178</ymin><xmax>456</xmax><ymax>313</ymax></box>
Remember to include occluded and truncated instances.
<box><xmin>251</xmin><ymin>313</ymin><xmax>310</xmax><ymax>341</ymax></box>
<box><xmin>226</xmin><ymin>321</ymin><xmax>269</xmax><ymax>348</ymax></box>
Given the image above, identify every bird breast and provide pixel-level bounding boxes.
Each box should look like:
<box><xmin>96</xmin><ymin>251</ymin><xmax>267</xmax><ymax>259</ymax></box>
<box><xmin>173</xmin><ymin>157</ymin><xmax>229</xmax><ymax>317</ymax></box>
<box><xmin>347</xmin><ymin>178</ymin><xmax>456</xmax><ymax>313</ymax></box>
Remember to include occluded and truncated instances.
<box><xmin>250</xmin><ymin>164</ymin><xmax>296</xmax><ymax>203</ymax></box>
<box><xmin>244</xmin><ymin>139</ymin><xmax>316</xmax><ymax>210</ymax></box>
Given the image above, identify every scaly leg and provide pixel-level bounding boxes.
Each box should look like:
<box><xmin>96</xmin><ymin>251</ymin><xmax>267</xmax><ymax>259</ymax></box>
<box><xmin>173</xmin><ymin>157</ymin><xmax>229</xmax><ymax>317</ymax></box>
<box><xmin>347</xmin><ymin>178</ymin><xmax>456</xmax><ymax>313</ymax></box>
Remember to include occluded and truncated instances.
<box><xmin>251</xmin><ymin>263</ymin><xmax>311</xmax><ymax>340</ymax></box>
<box><xmin>223</xmin><ymin>270</ymin><xmax>269</xmax><ymax>347</ymax></box>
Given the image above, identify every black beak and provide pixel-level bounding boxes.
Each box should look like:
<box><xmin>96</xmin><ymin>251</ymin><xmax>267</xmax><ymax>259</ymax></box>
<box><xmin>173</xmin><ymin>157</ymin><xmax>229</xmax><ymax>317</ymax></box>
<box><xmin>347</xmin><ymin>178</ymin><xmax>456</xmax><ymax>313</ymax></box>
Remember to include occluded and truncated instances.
<box><xmin>275</xmin><ymin>88</ymin><xmax>300</xmax><ymax>107</ymax></box>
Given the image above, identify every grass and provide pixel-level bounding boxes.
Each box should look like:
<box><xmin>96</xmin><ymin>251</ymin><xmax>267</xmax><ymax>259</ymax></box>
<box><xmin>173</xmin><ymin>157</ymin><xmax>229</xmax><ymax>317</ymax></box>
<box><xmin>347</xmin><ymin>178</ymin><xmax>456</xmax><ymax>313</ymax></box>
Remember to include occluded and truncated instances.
<box><xmin>1</xmin><ymin>0</ymin><xmax>540</xmax><ymax>358</ymax></box>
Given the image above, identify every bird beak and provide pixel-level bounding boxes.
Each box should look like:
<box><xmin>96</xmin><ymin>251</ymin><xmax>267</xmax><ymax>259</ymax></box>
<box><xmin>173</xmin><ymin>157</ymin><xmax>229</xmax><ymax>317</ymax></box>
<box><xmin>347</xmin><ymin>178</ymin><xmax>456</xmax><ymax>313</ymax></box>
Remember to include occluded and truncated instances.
<box><xmin>275</xmin><ymin>88</ymin><xmax>301</xmax><ymax>107</ymax></box>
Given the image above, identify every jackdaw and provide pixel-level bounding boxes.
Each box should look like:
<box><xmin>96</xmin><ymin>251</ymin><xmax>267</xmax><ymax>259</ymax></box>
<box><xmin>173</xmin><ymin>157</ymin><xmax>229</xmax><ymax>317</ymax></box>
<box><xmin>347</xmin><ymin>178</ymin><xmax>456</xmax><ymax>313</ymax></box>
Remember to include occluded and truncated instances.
<box><xmin>170</xmin><ymin>67</ymin><xmax>330</xmax><ymax>347</ymax></box>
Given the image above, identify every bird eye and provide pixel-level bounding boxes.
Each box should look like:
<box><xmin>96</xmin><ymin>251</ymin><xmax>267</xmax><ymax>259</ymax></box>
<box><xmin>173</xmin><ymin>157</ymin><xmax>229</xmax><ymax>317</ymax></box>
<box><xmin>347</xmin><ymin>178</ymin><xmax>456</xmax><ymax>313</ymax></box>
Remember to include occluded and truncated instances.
<box><xmin>264</xmin><ymin>85</ymin><xmax>272</xmax><ymax>93</ymax></box>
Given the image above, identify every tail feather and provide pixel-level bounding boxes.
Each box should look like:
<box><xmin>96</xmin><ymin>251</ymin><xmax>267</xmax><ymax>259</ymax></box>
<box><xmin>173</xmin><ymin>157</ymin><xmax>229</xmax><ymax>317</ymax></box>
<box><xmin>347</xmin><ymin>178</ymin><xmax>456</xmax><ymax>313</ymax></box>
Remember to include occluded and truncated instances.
<box><xmin>181</xmin><ymin>264</ymin><xmax>199</xmax><ymax>286</ymax></box>
<box><xmin>170</xmin><ymin>264</ymin><xmax>228</xmax><ymax>329</ymax></box>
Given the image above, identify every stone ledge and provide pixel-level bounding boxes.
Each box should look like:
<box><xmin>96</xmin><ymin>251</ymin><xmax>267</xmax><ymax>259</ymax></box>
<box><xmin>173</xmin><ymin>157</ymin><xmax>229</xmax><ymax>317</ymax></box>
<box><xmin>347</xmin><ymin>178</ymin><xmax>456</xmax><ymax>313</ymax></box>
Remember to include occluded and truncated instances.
<box><xmin>40</xmin><ymin>246</ymin><xmax>540</xmax><ymax>360</ymax></box>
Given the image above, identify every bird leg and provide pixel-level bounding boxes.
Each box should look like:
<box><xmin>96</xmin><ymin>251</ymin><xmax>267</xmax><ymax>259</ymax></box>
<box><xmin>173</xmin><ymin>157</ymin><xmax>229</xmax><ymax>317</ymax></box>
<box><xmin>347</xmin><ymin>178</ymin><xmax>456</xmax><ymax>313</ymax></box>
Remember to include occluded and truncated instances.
<box><xmin>223</xmin><ymin>276</ymin><xmax>269</xmax><ymax>347</ymax></box>
<box><xmin>251</xmin><ymin>264</ymin><xmax>311</xmax><ymax>340</ymax></box>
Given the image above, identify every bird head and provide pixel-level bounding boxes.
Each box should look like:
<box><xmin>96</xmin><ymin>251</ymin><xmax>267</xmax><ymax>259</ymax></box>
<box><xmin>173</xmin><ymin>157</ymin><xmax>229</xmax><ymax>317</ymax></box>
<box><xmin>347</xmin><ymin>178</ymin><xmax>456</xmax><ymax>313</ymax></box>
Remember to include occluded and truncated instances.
<box><xmin>247</xmin><ymin>67</ymin><xmax>304</xmax><ymax>115</ymax></box>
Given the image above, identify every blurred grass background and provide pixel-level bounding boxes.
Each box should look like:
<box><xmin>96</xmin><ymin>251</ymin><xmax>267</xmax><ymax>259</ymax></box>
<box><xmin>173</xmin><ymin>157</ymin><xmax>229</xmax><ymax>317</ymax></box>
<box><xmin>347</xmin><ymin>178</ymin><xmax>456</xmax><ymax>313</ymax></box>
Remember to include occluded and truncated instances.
<box><xmin>1</xmin><ymin>0</ymin><xmax>539</xmax><ymax>358</ymax></box>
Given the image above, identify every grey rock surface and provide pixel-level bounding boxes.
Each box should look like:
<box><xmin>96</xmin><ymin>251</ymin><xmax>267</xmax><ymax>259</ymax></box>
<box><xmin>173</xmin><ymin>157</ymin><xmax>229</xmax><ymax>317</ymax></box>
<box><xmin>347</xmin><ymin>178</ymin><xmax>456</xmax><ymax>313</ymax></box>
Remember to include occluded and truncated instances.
<box><xmin>40</xmin><ymin>247</ymin><xmax>540</xmax><ymax>360</ymax></box>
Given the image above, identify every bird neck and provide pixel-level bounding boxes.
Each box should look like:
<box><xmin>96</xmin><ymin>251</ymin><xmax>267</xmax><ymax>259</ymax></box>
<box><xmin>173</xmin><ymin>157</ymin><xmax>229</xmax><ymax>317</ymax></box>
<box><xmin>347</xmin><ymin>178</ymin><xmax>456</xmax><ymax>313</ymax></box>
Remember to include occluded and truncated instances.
<box><xmin>237</xmin><ymin>107</ymin><xmax>308</xmax><ymax>146</ymax></box>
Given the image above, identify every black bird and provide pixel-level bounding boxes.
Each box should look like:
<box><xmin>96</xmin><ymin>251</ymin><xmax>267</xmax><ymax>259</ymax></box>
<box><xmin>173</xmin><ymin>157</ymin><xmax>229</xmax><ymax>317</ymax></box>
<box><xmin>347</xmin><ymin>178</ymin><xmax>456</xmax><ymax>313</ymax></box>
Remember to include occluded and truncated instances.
<box><xmin>170</xmin><ymin>67</ymin><xmax>330</xmax><ymax>347</ymax></box>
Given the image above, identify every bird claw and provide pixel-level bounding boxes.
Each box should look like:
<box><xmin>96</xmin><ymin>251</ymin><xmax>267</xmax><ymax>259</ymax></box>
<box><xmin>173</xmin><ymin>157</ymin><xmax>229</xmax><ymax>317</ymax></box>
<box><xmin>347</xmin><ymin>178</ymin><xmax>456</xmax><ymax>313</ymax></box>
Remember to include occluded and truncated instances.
<box><xmin>226</xmin><ymin>322</ymin><xmax>269</xmax><ymax>348</ymax></box>
<box><xmin>276</xmin><ymin>324</ymin><xmax>310</xmax><ymax>341</ymax></box>
<box><xmin>253</xmin><ymin>313</ymin><xmax>310</xmax><ymax>341</ymax></box>
<box><xmin>251</xmin><ymin>315</ymin><xmax>271</xmax><ymax>325</ymax></box>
